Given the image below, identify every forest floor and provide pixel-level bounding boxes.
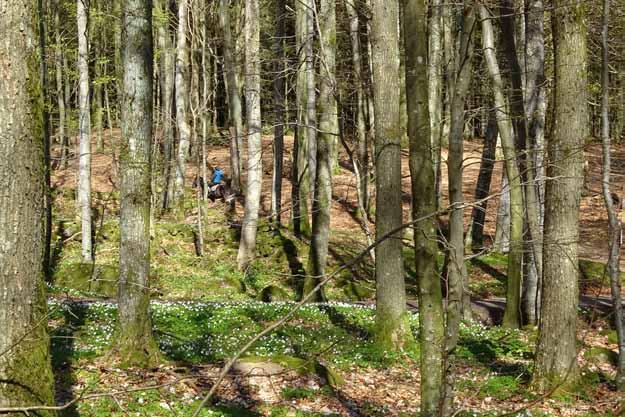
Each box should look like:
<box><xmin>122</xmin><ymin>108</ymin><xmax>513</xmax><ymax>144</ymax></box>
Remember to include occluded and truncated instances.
<box><xmin>46</xmin><ymin>131</ymin><xmax>625</xmax><ymax>416</ymax></box>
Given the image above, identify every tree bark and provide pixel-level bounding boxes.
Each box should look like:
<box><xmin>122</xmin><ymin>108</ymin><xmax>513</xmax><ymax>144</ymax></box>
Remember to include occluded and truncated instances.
<box><xmin>306</xmin><ymin>0</ymin><xmax>337</xmax><ymax>302</ymax></box>
<box><xmin>77</xmin><ymin>0</ymin><xmax>93</xmax><ymax>263</ymax></box>
<box><xmin>403</xmin><ymin>0</ymin><xmax>445</xmax><ymax>414</ymax></box>
<box><xmin>480</xmin><ymin>3</ymin><xmax>525</xmax><ymax>329</ymax></box>
<box><xmin>0</xmin><ymin>0</ymin><xmax>56</xmax><ymax>411</ymax></box>
<box><xmin>370</xmin><ymin>0</ymin><xmax>413</xmax><ymax>351</ymax></box>
<box><xmin>174</xmin><ymin>0</ymin><xmax>191</xmax><ymax>204</ymax></box>
<box><xmin>345</xmin><ymin>0</ymin><xmax>369</xmax><ymax>215</ymax></box>
<box><xmin>442</xmin><ymin>3</ymin><xmax>475</xmax><ymax>413</ymax></box>
<box><xmin>220</xmin><ymin>0</ymin><xmax>243</xmax><ymax>195</ymax></box>
<box><xmin>117</xmin><ymin>0</ymin><xmax>159</xmax><ymax>368</ymax></box>
<box><xmin>55</xmin><ymin>2</ymin><xmax>69</xmax><ymax>169</ymax></box>
<box><xmin>470</xmin><ymin>110</ymin><xmax>498</xmax><ymax>248</ymax></box>
<box><xmin>237</xmin><ymin>0</ymin><xmax>262</xmax><ymax>270</ymax></box>
<box><xmin>599</xmin><ymin>0</ymin><xmax>625</xmax><ymax>391</ymax></box>
<box><xmin>533</xmin><ymin>0</ymin><xmax>587</xmax><ymax>391</ymax></box>
<box><xmin>305</xmin><ymin>0</ymin><xmax>317</xmax><ymax>197</ymax></box>
<box><xmin>271</xmin><ymin>0</ymin><xmax>285</xmax><ymax>225</ymax></box>
<box><xmin>429</xmin><ymin>0</ymin><xmax>444</xmax><ymax>208</ymax></box>
<box><xmin>155</xmin><ymin>0</ymin><xmax>175</xmax><ymax>211</ymax></box>
<box><xmin>499</xmin><ymin>0</ymin><xmax>543</xmax><ymax>327</ymax></box>
<box><xmin>294</xmin><ymin>0</ymin><xmax>312</xmax><ymax>236</ymax></box>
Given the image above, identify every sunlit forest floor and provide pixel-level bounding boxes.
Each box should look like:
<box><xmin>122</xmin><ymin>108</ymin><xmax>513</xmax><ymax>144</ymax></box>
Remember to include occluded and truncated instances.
<box><xmin>46</xmin><ymin>131</ymin><xmax>625</xmax><ymax>416</ymax></box>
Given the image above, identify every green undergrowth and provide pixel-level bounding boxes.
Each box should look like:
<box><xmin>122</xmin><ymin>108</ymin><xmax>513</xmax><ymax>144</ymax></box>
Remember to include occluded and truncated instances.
<box><xmin>49</xmin><ymin>300</ymin><xmax>420</xmax><ymax>369</ymax></box>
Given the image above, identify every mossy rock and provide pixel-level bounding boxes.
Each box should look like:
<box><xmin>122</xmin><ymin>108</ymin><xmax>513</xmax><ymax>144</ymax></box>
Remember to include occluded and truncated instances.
<box><xmin>584</xmin><ymin>347</ymin><xmax>618</xmax><ymax>366</ymax></box>
<box><xmin>258</xmin><ymin>285</ymin><xmax>290</xmax><ymax>302</ymax></box>
<box><xmin>239</xmin><ymin>355</ymin><xmax>313</xmax><ymax>375</ymax></box>
<box><xmin>159</xmin><ymin>223</ymin><xmax>195</xmax><ymax>240</ymax></box>
<box><xmin>54</xmin><ymin>263</ymin><xmax>118</xmax><ymax>297</ymax></box>
<box><xmin>225</xmin><ymin>275</ymin><xmax>247</xmax><ymax>293</ymax></box>
<box><xmin>314</xmin><ymin>362</ymin><xmax>344</xmax><ymax>389</ymax></box>
<box><xmin>342</xmin><ymin>280</ymin><xmax>374</xmax><ymax>301</ymax></box>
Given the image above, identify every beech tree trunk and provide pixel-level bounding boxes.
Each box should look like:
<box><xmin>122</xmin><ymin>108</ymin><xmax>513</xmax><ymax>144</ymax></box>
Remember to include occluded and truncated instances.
<box><xmin>480</xmin><ymin>4</ymin><xmax>524</xmax><ymax>329</ymax></box>
<box><xmin>77</xmin><ymin>0</ymin><xmax>93</xmax><ymax>263</ymax></box>
<box><xmin>533</xmin><ymin>0</ymin><xmax>587</xmax><ymax>391</ymax></box>
<box><xmin>117</xmin><ymin>0</ymin><xmax>159</xmax><ymax>368</ymax></box>
<box><xmin>55</xmin><ymin>1</ymin><xmax>69</xmax><ymax>169</ymax></box>
<box><xmin>443</xmin><ymin>3</ymin><xmax>475</xmax><ymax>413</ymax></box>
<box><xmin>271</xmin><ymin>0</ymin><xmax>285</xmax><ymax>225</ymax></box>
<box><xmin>599</xmin><ymin>0</ymin><xmax>625</xmax><ymax>390</ymax></box>
<box><xmin>155</xmin><ymin>0</ymin><xmax>175</xmax><ymax>211</ymax></box>
<box><xmin>220</xmin><ymin>0</ymin><xmax>243</xmax><ymax>195</ymax></box>
<box><xmin>470</xmin><ymin>111</ymin><xmax>498</xmax><ymax>248</ymax></box>
<box><xmin>404</xmin><ymin>0</ymin><xmax>444</xmax><ymax>414</ymax></box>
<box><xmin>429</xmin><ymin>0</ymin><xmax>444</xmax><ymax>204</ymax></box>
<box><xmin>370</xmin><ymin>0</ymin><xmax>413</xmax><ymax>351</ymax></box>
<box><xmin>293</xmin><ymin>0</ymin><xmax>311</xmax><ymax>236</ymax></box>
<box><xmin>306</xmin><ymin>0</ymin><xmax>337</xmax><ymax>301</ymax></box>
<box><xmin>499</xmin><ymin>0</ymin><xmax>543</xmax><ymax>327</ymax></box>
<box><xmin>237</xmin><ymin>0</ymin><xmax>262</xmax><ymax>269</ymax></box>
<box><xmin>174</xmin><ymin>0</ymin><xmax>191</xmax><ymax>204</ymax></box>
<box><xmin>345</xmin><ymin>0</ymin><xmax>369</xmax><ymax>215</ymax></box>
<box><xmin>0</xmin><ymin>0</ymin><xmax>56</xmax><ymax>410</ymax></box>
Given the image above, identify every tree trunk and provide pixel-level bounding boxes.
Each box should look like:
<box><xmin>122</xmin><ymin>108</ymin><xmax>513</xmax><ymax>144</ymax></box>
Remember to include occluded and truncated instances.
<box><xmin>0</xmin><ymin>0</ymin><xmax>56</xmax><ymax>410</ymax></box>
<box><xmin>429</xmin><ymin>0</ymin><xmax>444</xmax><ymax>208</ymax></box>
<box><xmin>370</xmin><ymin>0</ymin><xmax>413</xmax><ymax>351</ymax></box>
<box><xmin>174</xmin><ymin>0</ymin><xmax>191</xmax><ymax>204</ymax></box>
<box><xmin>294</xmin><ymin>0</ymin><xmax>311</xmax><ymax>236</ymax></box>
<box><xmin>271</xmin><ymin>0</ymin><xmax>285</xmax><ymax>225</ymax></box>
<box><xmin>237</xmin><ymin>0</ymin><xmax>262</xmax><ymax>270</ymax></box>
<box><xmin>599</xmin><ymin>0</ymin><xmax>625</xmax><ymax>391</ymax></box>
<box><xmin>533</xmin><ymin>0</ymin><xmax>587</xmax><ymax>391</ymax></box>
<box><xmin>306</xmin><ymin>0</ymin><xmax>337</xmax><ymax>302</ymax></box>
<box><xmin>155</xmin><ymin>0</ymin><xmax>175</xmax><ymax>211</ymax></box>
<box><xmin>305</xmin><ymin>0</ymin><xmax>317</xmax><ymax>197</ymax></box>
<box><xmin>403</xmin><ymin>0</ymin><xmax>445</xmax><ymax>414</ymax></box>
<box><xmin>442</xmin><ymin>3</ymin><xmax>475</xmax><ymax>413</ymax></box>
<box><xmin>55</xmin><ymin>1</ymin><xmax>69</xmax><ymax>169</ymax></box>
<box><xmin>470</xmin><ymin>110</ymin><xmax>498</xmax><ymax>248</ymax></box>
<box><xmin>524</xmin><ymin>0</ymin><xmax>547</xmax><ymax>324</ymax></box>
<box><xmin>77</xmin><ymin>0</ymin><xmax>93</xmax><ymax>263</ymax></box>
<box><xmin>220</xmin><ymin>0</ymin><xmax>243</xmax><ymax>195</ymax></box>
<box><xmin>345</xmin><ymin>0</ymin><xmax>369</xmax><ymax>215</ymax></box>
<box><xmin>117</xmin><ymin>0</ymin><xmax>159</xmax><ymax>368</ymax></box>
<box><xmin>494</xmin><ymin>170</ymin><xmax>511</xmax><ymax>252</ymax></box>
<box><xmin>479</xmin><ymin>4</ymin><xmax>524</xmax><ymax>329</ymax></box>
<box><xmin>499</xmin><ymin>0</ymin><xmax>543</xmax><ymax>327</ymax></box>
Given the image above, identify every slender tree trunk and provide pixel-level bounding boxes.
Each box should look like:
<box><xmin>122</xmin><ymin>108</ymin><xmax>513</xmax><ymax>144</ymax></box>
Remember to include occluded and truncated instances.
<box><xmin>117</xmin><ymin>0</ymin><xmax>159</xmax><ymax>367</ymax></box>
<box><xmin>271</xmin><ymin>0</ymin><xmax>285</xmax><ymax>225</ymax></box>
<box><xmin>446</xmin><ymin>1</ymin><xmax>474</xmax><ymax>324</ymax></box>
<box><xmin>524</xmin><ymin>0</ymin><xmax>547</xmax><ymax>323</ymax></box>
<box><xmin>306</xmin><ymin>0</ymin><xmax>337</xmax><ymax>302</ymax></box>
<box><xmin>480</xmin><ymin>4</ymin><xmax>524</xmax><ymax>329</ymax></box>
<box><xmin>345</xmin><ymin>0</ymin><xmax>369</xmax><ymax>215</ymax></box>
<box><xmin>94</xmin><ymin>30</ymin><xmax>104</xmax><ymax>152</ymax></box>
<box><xmin>305</xmin><ymin>0</ymin><xmax>317</xmax><ymax>196</ymax></box>
<box><xmin>599</xmin><ymin>0</ymin><xmax>625</xmax><ymax>390</ymax></box>
<box><xmin>499</xmin><ymin>0</ymin><xmax>543</xmax><ymax>327</ymax></box>
<box><xmin>0</xmin><ymin>0</ymin><xmax>56</xmax><ymax>410</ymax></box>
<box><xmin>494</xmin><ymin>170</ymin><xmax>511</xmax><ymax>252</ymax></box>
<box><xmin>370</xmin><ymin>0</ymin><xmax>413</xmax><ymax>351</ymax></box>
<box><xmin>155</xmin><ymin>0</ymin><xmax>175</xmax><ymax>211</ymax></box>
<box><xmin>294</xmin><ymin>0</ymin><xmax>311</xmax><ymax>236</ymax></box>
<box><xmin>220</xmin><ymin>0</ymin><xmax>243</xmax><ymax>195</ymax></box>
<box><xmin>174</xmin><ymin>0</ymin><xmax>191</xmax><ymax>204</ymax></box>
<box><xmin>237</xmin><ymin>0</ymin><xmax>262</xmax><ymax>270</ymax></box>
<box><xmin>403</xmin><ymin>0</ymin><xmax>444</xmax><ymax>414</ymax></box>
<box><xmin>470</xmin><ymin>110</ymin><xmax>498</xmax><ymax>248</ymax></box>
<box><xmin>55</xmin><ymin>2</ymin><xmax>69</xmax><ymax>169</ymax></box>
<box><xmin>429</xmin><ymin>0</ymin><xmax>444</xmax><ymax>207</ymax></box>
<box><xmin>533</xmin><ymin>0</ymin><xmax>587</xmax><ymax>391</ymax></box>
<box><xmin>77</xmin><ymin>0</ymin><xmax>93</xmax><ymax>263</ymax></box>
<box><xmin>442</xmin><ymin>3</ymin><xmax>475</xmax><ymax>413</ymax></box>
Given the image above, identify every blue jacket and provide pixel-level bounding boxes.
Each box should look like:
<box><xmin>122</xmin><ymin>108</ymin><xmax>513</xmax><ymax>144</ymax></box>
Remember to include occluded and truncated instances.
<box><xmin>212</xmin><ymin>169</ymin><xmax>224</xmax><ymax>185</ymax></box>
